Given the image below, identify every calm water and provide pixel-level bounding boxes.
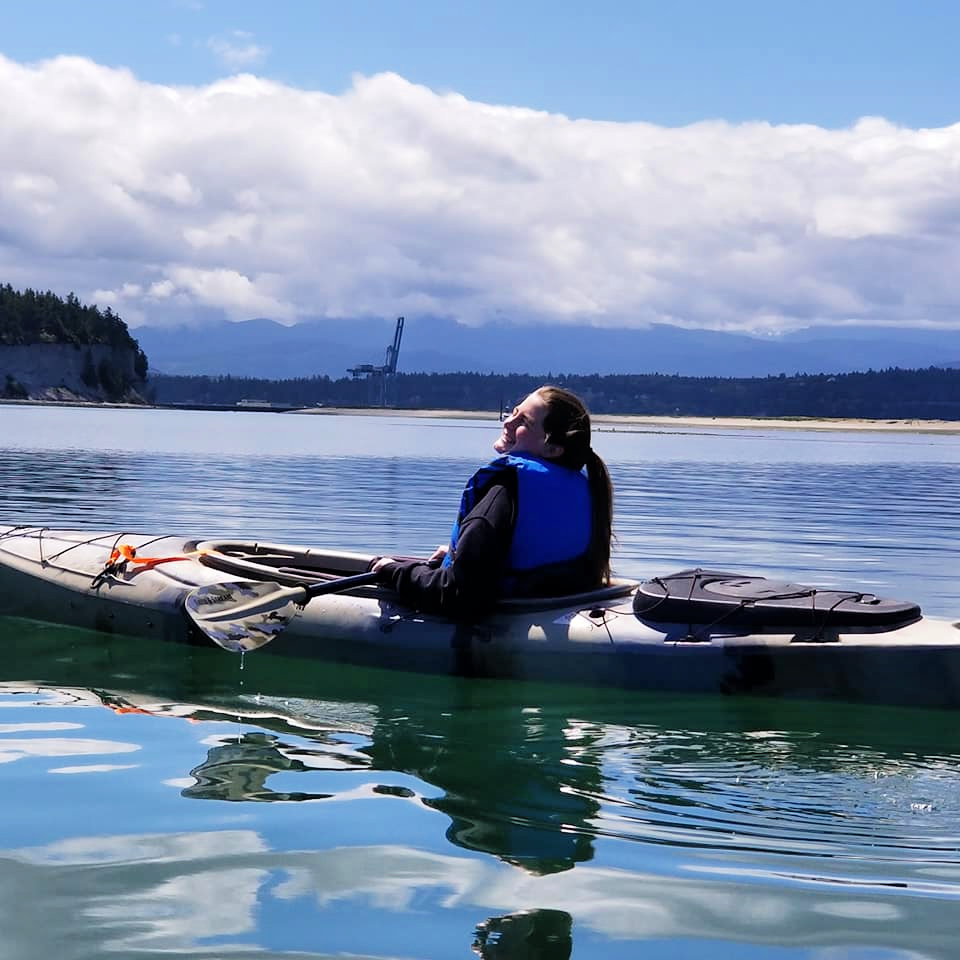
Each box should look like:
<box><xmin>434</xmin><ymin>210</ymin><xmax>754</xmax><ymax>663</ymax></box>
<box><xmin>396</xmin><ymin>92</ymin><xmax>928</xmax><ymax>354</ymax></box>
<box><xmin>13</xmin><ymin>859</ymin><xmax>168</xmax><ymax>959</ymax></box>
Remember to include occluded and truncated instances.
<box><xmin>1</xmin><ymin>404</ymin><xmax>960</xmax><ymax>959</ymax></box>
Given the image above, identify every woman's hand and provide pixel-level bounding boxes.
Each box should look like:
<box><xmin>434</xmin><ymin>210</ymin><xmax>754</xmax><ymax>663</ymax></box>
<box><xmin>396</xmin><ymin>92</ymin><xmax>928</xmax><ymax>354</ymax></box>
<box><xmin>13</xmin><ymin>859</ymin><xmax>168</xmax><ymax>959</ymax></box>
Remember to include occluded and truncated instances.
<box><xmin>427</xmin><ymin>544</ymin><xmax>448</xmax><ymax>565</ymax></box>
<box><xmin>372</xmin><ymin>544</ymin><xmax>447</xmax><ymax>574</ymax></box>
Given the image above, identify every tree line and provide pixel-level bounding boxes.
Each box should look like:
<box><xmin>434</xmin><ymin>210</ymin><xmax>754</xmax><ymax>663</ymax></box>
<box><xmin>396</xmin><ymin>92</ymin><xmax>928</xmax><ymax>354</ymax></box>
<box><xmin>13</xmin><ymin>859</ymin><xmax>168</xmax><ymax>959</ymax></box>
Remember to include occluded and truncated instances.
<box><xmin>3</xmin><ymin>285</ymin><xmax>956</xmax><ymax>418</ymax></box>
<box><xmin>148</xmin><ymin>367</ymin><xmax>960</xmax><ymax>420</ymax></box>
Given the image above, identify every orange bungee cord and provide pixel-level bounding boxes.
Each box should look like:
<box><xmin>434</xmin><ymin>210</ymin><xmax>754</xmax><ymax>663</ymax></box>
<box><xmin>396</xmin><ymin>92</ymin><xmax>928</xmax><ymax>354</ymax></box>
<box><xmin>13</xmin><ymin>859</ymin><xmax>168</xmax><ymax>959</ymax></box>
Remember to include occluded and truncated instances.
<box><xmin>92</xmin><ymin>543</ymin><xmax>206</xmax><ymax>587</ymax></box>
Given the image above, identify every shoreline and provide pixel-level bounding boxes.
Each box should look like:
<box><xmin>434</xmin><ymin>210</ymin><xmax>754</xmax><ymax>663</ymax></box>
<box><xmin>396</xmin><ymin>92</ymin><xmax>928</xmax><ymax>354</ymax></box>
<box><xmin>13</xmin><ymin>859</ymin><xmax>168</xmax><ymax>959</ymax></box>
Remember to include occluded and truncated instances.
<box><xmin>4</xmin><ymin>398</ymin><xmax>959</xmax><ymax>433</ymax></box>
<box><xmin>296</xmin><ymin>407</ymin><xmax>960</xmax><ymax>434</ymax></box>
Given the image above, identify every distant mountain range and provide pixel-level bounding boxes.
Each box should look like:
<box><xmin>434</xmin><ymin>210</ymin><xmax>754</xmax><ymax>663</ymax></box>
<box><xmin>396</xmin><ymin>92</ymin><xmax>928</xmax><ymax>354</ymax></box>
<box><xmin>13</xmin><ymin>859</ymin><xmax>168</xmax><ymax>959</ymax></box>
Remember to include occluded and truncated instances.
<box><xmin>133</xmin><ymin>316</ymin><xmax>960</xmax><ymax>380</ymax></box>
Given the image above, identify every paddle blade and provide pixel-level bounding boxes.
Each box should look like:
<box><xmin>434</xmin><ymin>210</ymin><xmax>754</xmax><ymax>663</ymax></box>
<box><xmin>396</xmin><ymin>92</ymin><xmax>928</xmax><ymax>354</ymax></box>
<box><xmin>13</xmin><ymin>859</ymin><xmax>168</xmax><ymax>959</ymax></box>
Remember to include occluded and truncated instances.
<box><xmin>184</xmin><ymin>581</ymin><xmax>303</xmax><ymax>653</ymax></box>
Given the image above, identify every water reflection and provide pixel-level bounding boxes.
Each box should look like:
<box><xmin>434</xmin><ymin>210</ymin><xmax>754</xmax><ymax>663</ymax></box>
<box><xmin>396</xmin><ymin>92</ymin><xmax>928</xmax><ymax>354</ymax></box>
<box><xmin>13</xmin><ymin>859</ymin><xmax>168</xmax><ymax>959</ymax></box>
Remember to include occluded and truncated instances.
<box><xmin>183</xmin><ymin>731</ymin><xmax>337</xmax><ymax>802</ymax></box>
<box><xmin>364</xmin><ymin>702</ymin><xmax>601</xmax><ymax>875</ymax></box>
<box><xmin>158</xmin><ymin>671</ymin><xmax>960</xmax><ymax>899</ymax></box>
<box><xmin>473</xmin><ymin>909</ymin><xmax>572</xmax><ymax>960</ymax></box>
<box><xmin>5</xmin><ymin>660</ymin><xmax>960</xmax><ymax>957</ymax></box>
<box><xmin>179</xmin><ymin>689</ymin><xmax>602</xmax><ymax>875</ymax></box>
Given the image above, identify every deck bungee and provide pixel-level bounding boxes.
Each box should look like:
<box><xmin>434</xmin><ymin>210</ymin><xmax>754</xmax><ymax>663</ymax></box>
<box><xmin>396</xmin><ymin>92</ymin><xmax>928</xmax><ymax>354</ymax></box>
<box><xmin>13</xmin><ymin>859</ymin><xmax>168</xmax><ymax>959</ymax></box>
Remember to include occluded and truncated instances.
<box><xmin>1</xmin><ymin>523</ymin><xmax>959</xmax><ymax>708</ymax></box>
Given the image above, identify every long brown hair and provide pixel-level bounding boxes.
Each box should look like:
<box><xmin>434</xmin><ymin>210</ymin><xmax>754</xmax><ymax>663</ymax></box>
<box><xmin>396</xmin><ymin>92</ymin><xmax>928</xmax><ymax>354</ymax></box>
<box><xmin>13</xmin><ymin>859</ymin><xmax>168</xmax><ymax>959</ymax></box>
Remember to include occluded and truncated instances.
<box><xmin>537</xmin><ymin>385</ymin><xmax>614</xmax><ymax>584</ymax></box>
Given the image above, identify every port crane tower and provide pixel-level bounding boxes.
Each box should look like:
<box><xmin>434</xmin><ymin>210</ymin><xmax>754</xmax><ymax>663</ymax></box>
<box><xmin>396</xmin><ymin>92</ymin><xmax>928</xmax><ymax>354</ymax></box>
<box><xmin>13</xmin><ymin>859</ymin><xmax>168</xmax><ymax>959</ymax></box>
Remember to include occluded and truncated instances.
<box><xmin>347</xmin><ymin>316</ymin><xmax>404</xmax><ymax>407</ymax></box>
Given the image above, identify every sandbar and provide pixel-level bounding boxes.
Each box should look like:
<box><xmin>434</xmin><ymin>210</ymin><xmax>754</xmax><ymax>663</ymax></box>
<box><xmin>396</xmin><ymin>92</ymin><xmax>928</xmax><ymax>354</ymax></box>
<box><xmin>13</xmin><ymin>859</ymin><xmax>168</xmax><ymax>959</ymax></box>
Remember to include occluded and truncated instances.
<box><xmin>295</xmin><ymin>407</ymin><xmax>960</xmax><ymax>434</ymax></box>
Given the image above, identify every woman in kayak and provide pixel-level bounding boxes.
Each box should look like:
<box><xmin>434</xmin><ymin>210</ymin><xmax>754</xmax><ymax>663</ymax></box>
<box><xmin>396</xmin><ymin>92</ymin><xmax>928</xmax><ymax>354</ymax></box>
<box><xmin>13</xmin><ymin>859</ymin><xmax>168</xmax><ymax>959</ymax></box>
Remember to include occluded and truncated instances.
<box><xmin>371</xmin><ymin>385</ymin><xmax>614</xmax><ymax>616</ymax></box>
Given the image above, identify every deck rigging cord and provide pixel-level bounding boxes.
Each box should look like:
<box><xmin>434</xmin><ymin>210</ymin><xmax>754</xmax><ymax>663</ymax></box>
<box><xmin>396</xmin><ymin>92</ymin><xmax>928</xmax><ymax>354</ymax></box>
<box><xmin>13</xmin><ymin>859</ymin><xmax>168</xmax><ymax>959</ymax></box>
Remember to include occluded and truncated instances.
<box><xmin>92</xmin><ymin>542</ymin><xmax>208</xmax><ymax>587</ymax></box>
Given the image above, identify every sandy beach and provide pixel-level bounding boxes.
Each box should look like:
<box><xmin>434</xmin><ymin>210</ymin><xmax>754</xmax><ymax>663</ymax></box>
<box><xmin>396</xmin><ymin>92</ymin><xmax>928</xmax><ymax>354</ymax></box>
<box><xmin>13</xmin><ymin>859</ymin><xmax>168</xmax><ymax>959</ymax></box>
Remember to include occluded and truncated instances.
<box><xmin>4</xmin><ymin>399</ymin><xmax>957</xmax><ymax>433</ymax></box>
<box><xmin>296</xmin><ymin>406</ymin><xmax>960</xmax><ymax>434</ymax></box>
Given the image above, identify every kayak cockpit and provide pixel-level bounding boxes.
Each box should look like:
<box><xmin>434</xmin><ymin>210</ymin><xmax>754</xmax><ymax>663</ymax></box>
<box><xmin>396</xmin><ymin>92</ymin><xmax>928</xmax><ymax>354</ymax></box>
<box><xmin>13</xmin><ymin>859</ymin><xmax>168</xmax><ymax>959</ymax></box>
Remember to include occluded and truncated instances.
<box><xmin>194</xmin><ymin>539</ymin><xmax>373</xmax><ymax>583</ymax></box>
<box><xmin>192</xmin><ymin>539</ymin><xmax>639</xmax><ymax>612</ymax></box>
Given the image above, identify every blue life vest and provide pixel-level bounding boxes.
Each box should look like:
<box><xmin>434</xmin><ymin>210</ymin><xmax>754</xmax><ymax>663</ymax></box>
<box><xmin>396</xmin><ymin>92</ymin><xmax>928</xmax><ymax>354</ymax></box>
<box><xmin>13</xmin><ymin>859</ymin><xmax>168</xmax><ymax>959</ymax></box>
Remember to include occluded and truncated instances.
<box><xmin>443</xmin><ymin>454</ymin><xmax>591</xmax><ymax>581</ymax></box>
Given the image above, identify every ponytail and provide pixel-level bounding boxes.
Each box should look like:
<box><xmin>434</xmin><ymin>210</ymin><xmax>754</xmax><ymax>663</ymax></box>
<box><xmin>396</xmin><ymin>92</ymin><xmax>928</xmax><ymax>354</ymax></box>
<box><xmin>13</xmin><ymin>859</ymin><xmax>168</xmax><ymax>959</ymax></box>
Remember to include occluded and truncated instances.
<box><xmin>538</xmin><ymin>385</ymin><xmax>614</xmax><ymax>586</ymax></box>
<box><xmin>585</xmin><ymin>447</ymin><xmax>613</xmax><ymax>584</ymax></box>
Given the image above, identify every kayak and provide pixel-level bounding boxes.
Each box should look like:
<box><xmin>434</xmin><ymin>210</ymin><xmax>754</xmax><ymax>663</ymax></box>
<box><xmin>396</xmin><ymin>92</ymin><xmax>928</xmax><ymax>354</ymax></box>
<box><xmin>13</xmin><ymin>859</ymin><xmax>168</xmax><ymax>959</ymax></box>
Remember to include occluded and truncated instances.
<box><xmin>1</xmin><ymin>523</ymin><xmax>959</xmax><ymax>708</ymax></box>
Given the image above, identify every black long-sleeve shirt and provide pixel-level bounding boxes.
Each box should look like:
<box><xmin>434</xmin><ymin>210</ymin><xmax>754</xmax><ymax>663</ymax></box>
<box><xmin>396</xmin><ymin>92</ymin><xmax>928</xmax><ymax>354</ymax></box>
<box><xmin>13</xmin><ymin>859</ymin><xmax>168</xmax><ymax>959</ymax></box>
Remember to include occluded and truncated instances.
<box><xmin>374</xmin><ymin>476</ymin><xmax>516</xmax><ymax>618</ymax></box>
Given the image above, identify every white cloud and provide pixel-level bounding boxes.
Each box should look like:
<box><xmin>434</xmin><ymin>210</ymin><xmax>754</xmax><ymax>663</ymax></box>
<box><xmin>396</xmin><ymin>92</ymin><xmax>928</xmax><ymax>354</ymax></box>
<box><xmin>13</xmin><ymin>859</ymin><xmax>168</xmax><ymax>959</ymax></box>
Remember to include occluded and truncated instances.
<box><xmin>164</xmin><ymin>265</ymin><xmax>297</xmax><ymax>321</ymax></box>
<box><xmin>1</xmin><ymin>53</ymin><xmax>959</xmax><ymax>333</ymax></box>
<box><xmin>207</xmin><ymin>30</ymin><xmax>270</xmax><ymax>70</ymax></box>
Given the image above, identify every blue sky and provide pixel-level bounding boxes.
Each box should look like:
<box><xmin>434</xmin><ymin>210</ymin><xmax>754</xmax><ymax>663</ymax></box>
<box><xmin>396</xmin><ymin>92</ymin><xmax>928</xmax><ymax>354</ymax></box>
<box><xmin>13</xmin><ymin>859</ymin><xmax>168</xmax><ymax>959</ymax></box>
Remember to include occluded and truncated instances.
<box><xmin>1</xmin><ymin>1</ymin><xmax>959</xmax><ymax>334</ymax></box>
<box><xmin>5</xmin><ymin>0</ymin><xmax>959</xmax><ymax>127</ymax></box>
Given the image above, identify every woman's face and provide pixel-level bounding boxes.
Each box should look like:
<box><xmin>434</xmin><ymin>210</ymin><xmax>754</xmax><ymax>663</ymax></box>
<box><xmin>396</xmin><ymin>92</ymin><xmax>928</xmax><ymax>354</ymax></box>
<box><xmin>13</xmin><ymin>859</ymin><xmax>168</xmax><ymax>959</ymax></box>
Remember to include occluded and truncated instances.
<box><xmin>494</xmin><ymin>391</ymin><xmax>559</xmax><ymax>458</ymax></box>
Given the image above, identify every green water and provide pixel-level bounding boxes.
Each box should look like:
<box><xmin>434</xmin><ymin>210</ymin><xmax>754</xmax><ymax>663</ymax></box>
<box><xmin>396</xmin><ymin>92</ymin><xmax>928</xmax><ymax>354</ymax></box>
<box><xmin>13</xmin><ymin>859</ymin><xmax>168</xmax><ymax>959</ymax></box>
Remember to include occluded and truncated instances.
<box><xmin>5</xmin><ymin>617</ymin><xmax>960</xmax><ymax>958</ymax></box>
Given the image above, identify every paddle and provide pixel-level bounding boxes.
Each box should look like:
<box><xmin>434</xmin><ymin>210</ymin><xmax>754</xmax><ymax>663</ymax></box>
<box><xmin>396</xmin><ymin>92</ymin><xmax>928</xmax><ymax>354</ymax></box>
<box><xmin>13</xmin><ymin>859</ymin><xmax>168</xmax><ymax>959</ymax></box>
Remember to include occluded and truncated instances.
<box><xmin>184</xmin><ymin>571</ymin><xmax>380</xmax><ymax>653</ymax></box>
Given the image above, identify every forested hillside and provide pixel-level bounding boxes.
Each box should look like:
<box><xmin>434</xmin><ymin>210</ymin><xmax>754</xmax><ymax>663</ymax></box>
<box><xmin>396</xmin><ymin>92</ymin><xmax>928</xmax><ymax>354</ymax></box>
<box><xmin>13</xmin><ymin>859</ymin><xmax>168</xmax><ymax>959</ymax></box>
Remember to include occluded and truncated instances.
<box><xmin>150</xmin><ymin>367</ymin><xmax>960</xmax><ymax>420</ymax></box>
<box><xmin>0</xmin><ymin>285</ymin><xmax>148</xmax><ymax>401</ymax></box>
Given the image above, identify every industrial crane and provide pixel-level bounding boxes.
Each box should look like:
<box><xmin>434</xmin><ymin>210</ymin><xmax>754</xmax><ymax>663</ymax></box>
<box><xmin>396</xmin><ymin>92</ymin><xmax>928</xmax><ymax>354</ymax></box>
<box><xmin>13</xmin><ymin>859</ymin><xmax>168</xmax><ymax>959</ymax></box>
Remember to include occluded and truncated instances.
<box><xmin>347</xmin><ymin>316</ymin><xmax>404</xmax><ymax>406</ymax></box>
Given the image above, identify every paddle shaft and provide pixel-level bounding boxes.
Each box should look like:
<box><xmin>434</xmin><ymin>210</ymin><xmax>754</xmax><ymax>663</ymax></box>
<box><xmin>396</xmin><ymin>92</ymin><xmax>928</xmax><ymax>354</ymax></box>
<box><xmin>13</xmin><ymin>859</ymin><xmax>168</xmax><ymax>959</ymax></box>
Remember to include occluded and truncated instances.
<box><xmin>185</xmin><ymin>570</ymin><xmax>381</xmax><ymax>630</ymax></box>
<box><xmin>302</xmin><ymin>570</ymin><xmax>379</xmax><ymax>599</ymax></box>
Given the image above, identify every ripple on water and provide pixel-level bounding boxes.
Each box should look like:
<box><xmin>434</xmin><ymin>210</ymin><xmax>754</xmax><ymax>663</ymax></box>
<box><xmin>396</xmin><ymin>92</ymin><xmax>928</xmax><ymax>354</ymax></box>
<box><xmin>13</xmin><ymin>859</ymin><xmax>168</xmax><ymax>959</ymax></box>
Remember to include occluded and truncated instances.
<box><xmin>577</xmin><ymin>724</ymin><xmax>960</xmax><ymax>895</ymax></box>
